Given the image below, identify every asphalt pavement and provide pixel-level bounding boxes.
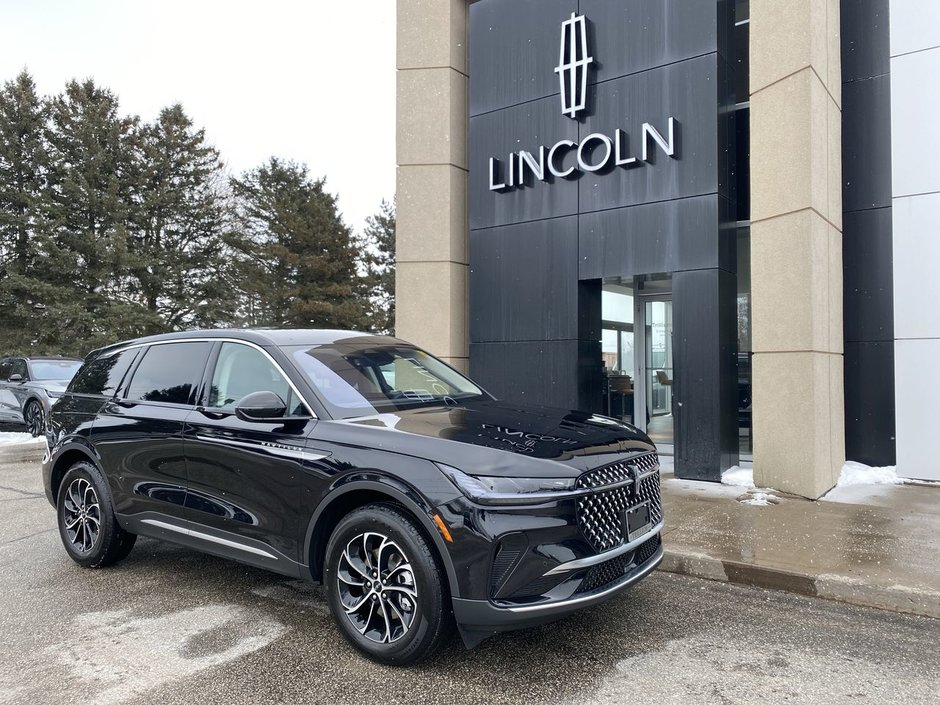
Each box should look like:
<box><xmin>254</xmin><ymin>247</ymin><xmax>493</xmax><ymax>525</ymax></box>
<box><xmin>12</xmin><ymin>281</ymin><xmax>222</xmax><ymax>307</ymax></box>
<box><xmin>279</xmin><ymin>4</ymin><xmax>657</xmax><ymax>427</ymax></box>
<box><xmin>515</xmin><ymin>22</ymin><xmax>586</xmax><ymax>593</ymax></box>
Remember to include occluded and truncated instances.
<box><xmin>1</xmin><ymin>454</ymin><xmax>938</xmax><ymax>705</ymax></box>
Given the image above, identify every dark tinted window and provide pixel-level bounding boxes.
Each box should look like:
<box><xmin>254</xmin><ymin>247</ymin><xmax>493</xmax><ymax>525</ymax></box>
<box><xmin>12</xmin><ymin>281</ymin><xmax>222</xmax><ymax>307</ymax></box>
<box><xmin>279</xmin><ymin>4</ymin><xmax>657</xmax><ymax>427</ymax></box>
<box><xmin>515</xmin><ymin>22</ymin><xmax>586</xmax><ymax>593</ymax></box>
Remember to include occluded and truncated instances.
<box><xmin>0</xmin><ymin>360</ymin><xmax>11</xmax><ymax>380</ymax></box>
<box><xmin>70</xmin><ymin>349</ymin><xmax>139</xmax><ymax>397</ymax></box>
<box><xmin>125</xmin><ymin>342</ymin><xmax>212</xmax><ymax>405</ymax></box>
<box><xmin>10</xmin><ymin>359</ymin><xmax>28</xmax><ymax>380</ymax></box>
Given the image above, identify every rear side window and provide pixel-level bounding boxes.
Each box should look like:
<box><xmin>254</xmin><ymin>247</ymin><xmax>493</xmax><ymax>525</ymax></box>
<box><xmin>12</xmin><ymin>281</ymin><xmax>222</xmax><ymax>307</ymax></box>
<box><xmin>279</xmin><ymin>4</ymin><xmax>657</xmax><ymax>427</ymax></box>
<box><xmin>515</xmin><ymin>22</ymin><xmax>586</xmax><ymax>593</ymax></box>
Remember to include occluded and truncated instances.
<box><xmin>125</xmin><ymin>342</ymin><xmax>212</xmax><ymax>405</ymax></box>
<box><xmin>70</xmin><ymin>349</ymin><xmax>139</xmax><ymax>397</ymax></box>
<box><xmin>0</xmin><ymin>360</ymin><xmax>11</xmax><ymax>380</ymax></box>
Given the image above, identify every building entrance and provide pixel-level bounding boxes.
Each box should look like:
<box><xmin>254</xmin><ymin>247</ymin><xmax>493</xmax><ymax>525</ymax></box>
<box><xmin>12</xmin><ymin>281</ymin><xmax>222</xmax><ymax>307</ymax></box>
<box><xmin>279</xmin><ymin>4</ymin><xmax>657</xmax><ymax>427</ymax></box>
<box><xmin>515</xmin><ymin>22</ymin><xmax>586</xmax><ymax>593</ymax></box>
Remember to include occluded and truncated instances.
<box><xmin>602</xmin><ymin>277</ymin><xmax>674</xmax><ymax>449</ymax></box>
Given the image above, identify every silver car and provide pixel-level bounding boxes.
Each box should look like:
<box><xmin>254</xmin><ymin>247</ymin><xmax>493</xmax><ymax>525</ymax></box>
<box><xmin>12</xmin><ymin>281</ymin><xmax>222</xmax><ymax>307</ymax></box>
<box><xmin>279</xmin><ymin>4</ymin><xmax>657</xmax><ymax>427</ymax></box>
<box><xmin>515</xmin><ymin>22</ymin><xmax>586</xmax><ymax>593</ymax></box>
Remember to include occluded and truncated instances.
<box><xmin>0</xmin><ymin>357</ymin><xmax>83</xmax><ymax>436</ymax></box>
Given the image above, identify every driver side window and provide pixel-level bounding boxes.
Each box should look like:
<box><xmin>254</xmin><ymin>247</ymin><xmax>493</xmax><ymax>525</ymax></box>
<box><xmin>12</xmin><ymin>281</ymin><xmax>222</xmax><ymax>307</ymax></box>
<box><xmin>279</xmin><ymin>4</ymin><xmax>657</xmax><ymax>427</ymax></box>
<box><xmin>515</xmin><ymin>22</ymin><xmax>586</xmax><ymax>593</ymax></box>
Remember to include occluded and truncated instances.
<box><xmin>207</xmin><ymin>343</ymin><xmax>298</xmax><ymax>412</ymax></box>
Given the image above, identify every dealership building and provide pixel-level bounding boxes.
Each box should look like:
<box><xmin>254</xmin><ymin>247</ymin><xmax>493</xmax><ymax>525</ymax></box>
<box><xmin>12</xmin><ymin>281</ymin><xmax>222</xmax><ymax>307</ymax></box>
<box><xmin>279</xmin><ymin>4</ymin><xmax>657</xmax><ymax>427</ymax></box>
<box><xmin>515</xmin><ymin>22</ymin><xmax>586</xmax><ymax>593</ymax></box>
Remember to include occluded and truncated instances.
<box><xmin>395</xmin><ymin>0</ymin><xmax>940</xmax><ymax>496</ymax></box>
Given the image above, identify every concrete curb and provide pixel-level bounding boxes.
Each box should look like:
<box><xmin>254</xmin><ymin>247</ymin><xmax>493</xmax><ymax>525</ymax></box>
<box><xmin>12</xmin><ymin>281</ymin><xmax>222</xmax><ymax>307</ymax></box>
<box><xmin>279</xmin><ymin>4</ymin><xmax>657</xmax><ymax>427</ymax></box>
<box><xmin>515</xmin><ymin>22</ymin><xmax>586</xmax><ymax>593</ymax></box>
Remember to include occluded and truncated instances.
<box><xmin>661</xmin><ymin>547</ymin><xmax>940</xmax><ymax>620</ymax></box>
<box><xmin>0</xmin><ymin>440</ymin><xmax>45</xmax><ymax>466</ymax></box>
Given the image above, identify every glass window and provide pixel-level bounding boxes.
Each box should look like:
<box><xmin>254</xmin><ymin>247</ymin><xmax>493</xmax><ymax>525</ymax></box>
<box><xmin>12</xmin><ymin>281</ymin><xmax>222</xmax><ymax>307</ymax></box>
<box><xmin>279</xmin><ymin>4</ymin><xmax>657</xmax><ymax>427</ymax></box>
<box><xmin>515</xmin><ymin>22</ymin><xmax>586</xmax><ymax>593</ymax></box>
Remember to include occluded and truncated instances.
<box><xmin>207</xmin><ymin>343</ymin><xmax>298</xmax><ymax>412</ymax></box>
<box><xmin>0</xmin><ymin>360</ymin><xmax>12</xmax><ymax>380</ymax></box>
<box><xmin>10</xmin><ymin>359</ymin><xmax>28</xmax><ymax>380</ymax></box>
<box><xmin>70</xmin><ymin>349</ymin><xmax>138</xmax><ymax>397</ymax></box>
<box><xmin>286</xmin><ymin>343</ymin><xmax>485</xmax><ymax>418</ymax></box>
<box><xmin>125</xmin><ymin>342</ymin><xmax>211</xmax><ymax>405</ymax></box>
<box><xmin>29</xmin><ymin>359</ymin><xmax>83</xmax><ymax>381</ymax></box>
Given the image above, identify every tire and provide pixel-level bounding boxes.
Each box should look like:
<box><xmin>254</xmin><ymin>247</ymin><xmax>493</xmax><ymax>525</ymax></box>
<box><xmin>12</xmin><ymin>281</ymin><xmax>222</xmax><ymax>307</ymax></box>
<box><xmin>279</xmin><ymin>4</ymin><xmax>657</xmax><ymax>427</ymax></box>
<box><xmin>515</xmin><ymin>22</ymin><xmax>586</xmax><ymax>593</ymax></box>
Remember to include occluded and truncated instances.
<box><xmin>56</xmin><ymin>461</ymin><xmax>136</xmax><ymax>568</ymax></box>
<box><xmin>324</xmin><ymin>503</ymin><xmax>453</xmax><ymax>665</ymax></box>
<box><xmin>24</xmin><ymin>400</ymin><xmax>44</xmax><ymax>437</ymax></box>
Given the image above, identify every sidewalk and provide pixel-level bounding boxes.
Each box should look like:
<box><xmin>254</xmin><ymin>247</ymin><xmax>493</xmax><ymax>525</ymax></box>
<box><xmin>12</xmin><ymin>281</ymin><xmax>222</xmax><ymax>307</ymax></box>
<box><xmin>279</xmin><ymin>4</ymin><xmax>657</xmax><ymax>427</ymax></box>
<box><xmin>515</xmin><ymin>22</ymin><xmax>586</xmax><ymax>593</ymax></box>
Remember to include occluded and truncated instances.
<box><xmin>658</xmin><ymin>463</ymin><xmax>940</xmax><ymax>619</ymax></box>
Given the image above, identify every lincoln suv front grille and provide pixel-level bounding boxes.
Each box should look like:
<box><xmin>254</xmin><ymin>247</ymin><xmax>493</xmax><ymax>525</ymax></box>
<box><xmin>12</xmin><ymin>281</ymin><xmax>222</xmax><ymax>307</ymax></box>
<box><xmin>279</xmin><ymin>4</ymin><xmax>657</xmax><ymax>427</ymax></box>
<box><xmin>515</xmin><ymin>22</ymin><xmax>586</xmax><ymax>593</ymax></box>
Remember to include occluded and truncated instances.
<box><xmin>575</xmin><ymin>453</ymin><xmax>662</xmax><ymax>552</ymax></box>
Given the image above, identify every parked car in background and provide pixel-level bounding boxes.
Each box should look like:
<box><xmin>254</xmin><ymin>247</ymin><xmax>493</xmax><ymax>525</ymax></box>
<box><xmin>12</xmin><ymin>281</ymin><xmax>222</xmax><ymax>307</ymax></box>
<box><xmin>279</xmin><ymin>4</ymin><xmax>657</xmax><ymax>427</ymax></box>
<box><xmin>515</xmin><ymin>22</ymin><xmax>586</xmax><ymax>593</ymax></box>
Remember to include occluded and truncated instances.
<box><xmin>41</xmin><ymin>330</ymin><xmax>663</xmax><ymax>665</ymax></box>
<box><xmin>0</xmin><ymin>356</ymin><xmax>84</xmax><ymax>436</ymax></box>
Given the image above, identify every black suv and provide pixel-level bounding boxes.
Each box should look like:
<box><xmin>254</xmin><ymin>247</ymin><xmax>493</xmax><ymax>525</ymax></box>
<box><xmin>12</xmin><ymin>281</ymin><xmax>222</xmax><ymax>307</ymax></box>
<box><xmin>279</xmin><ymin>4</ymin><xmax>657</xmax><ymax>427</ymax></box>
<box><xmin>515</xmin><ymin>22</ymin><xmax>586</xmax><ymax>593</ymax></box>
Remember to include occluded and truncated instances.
<box><xmin>43</xmin><ymin>330</ymin><xmax>663</xmax><ymax>664</ymax></box>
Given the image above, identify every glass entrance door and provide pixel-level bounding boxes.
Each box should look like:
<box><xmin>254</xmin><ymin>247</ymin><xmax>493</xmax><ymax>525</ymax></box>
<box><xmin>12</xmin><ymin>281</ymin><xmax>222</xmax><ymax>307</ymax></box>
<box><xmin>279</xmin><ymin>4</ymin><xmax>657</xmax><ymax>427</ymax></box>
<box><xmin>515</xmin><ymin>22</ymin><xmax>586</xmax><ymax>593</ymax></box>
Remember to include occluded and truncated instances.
<box><xmin>635</xmin><ymin>296</ymin><xmax>674</xmax><ymax>446</ymax></box>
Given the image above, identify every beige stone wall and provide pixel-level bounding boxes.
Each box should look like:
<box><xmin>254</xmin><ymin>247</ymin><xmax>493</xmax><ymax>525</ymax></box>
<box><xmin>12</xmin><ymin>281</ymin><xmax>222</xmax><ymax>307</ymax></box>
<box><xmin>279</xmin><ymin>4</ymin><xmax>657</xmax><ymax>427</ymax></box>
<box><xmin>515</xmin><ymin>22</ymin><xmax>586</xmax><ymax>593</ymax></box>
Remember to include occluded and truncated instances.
<box><xmin>750</xmin><ymin>0</ymin><xmax>845</xmax><ymax>498</ymax></box>
<box><xmin>396</xmin><ymin>0</ymin><xmax>469</xmax><ymax>374</ymax></box>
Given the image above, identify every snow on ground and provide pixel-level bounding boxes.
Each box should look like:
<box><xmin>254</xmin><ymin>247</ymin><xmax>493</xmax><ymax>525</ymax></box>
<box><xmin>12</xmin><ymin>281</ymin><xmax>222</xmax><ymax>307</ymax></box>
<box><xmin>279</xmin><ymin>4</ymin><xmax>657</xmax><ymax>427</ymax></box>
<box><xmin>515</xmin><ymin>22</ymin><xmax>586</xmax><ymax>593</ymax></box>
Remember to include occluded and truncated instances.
<box><xmin>0</xmin><ymin>432</ymin><xmax>35</xmax><ymax>446</ymax></box>
<box><xmin>822</xmin><ymin>461</ymin><xmax>908</xmax><ymax>504</ymax></box>
<box><xmin>721</xmin><ymin>465</ymin><xmax>754</xmax><ymax>488</ymax></box>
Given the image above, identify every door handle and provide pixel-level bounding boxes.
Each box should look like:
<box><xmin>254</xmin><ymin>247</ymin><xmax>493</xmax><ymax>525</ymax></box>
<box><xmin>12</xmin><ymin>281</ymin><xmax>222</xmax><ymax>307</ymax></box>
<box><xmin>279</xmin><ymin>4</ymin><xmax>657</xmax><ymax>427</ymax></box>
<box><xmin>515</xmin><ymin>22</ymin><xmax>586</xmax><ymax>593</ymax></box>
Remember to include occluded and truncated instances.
<box><xmin>105</xmin><ymin>398</ymin><xmax>137</xmax><ymax>412</ymax></box>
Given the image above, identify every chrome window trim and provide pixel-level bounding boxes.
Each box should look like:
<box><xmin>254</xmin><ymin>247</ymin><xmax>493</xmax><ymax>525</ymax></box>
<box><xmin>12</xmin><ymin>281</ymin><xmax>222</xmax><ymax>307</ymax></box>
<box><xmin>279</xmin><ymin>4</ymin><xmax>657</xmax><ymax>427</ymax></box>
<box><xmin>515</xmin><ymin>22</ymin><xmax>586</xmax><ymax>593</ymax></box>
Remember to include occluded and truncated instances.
<box><xmin>117</xmin><ymin>337</ymin><xmax>318</xmax><ymax>420</ymax></box>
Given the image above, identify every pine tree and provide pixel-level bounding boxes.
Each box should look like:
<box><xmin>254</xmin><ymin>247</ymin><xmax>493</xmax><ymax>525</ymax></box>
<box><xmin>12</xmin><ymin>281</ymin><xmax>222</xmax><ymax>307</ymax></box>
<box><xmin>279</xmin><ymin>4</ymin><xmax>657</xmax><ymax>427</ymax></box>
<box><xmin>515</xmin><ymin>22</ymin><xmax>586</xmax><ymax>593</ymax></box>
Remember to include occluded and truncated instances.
<box><xmin>128</xmin><ymin>104</ymin><xmax>235</xmax><ymax>332</ymax></box>
<box><xmin>0</xmin><ymin>71</ymin><xmax>54</xmax><ymax>355</ymax></box>
<box><xmin>37</xmin><ymin>79</ymin><xmax>155</xmax><ymax>354</ymax></box>
<box><xmin>360</xmin><ymin>199</ymin><xmax>396</xmax><ymax>334</ymax></box>
<box><xmin>231</xmin><ymin>158</ymin><xmax>369</xmax><ymax>331</ymax></box>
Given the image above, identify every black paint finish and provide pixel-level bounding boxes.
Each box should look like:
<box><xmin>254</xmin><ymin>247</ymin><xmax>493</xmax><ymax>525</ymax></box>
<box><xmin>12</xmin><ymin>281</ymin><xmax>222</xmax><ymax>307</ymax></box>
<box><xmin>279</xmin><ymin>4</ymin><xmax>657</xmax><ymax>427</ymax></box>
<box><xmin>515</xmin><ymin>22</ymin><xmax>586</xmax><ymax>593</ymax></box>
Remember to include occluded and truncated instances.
<box><xmin>841</xmin><ymin>0</ymin><xmax>895</xmax><ymax>466</ymax></box>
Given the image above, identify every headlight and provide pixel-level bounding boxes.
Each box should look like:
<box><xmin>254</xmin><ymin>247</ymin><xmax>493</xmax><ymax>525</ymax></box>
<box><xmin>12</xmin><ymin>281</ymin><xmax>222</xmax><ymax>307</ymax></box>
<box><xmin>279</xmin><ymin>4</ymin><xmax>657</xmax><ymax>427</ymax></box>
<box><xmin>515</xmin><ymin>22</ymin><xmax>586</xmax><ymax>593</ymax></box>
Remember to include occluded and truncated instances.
<box><xmin>439</xmin><ymin>464</ymin><xmax>580</xmax><ymax>505</ymax></box>
<box><xmin>47</xmin><ymin>391</ymin><xmax>64</xmax><ymax>398</ymax></box>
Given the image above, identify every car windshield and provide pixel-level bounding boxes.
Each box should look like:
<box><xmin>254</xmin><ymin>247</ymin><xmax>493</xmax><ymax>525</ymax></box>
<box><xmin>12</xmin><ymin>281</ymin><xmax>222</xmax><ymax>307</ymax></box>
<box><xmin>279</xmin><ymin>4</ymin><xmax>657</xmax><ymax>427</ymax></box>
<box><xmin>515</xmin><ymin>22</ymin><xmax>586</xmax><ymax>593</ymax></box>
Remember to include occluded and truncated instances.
<box><xmin>29</xmin><ymin>359</ymin><xmax>82</xmax><ymax>381</ymax></box>
<box><xmin>284</xmin><ymin>342</ymin><xmax>486</xmax><ymax>418</ymax></box>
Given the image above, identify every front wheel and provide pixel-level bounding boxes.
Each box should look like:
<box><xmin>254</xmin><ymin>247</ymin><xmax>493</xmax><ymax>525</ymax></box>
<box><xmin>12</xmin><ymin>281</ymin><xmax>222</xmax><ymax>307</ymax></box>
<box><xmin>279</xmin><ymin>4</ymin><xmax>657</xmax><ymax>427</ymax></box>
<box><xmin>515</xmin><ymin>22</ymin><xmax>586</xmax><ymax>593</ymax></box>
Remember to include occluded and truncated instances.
<box><xmin>324</xmin><ymin>504</ymin><xmax>453</xmax><ymax>665</ymax></box>
<box><xmin>24</xmin><ymin>400</ymin><xmax>44</xmax><ymax>437</ymax></box>
<box><xmin>57</xmin><ymin>461</ymin><xmax>136</xmax><ymax>567</ymax></box>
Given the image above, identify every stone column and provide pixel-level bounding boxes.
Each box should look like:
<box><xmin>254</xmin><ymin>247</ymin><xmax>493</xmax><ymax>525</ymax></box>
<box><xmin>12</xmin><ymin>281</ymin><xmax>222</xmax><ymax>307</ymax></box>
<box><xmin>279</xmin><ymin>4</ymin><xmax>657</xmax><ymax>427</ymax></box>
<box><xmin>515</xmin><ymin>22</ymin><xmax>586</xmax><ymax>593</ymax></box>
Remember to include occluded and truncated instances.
<box><xmin>395</xmin><ymin>0</ymin><xmax>469</xmax><ymax>373</ymax></box>
<box><xmin>750</xmin><ymin>0</ymin><xmax>845</xmax><ymax>498</ymax></box>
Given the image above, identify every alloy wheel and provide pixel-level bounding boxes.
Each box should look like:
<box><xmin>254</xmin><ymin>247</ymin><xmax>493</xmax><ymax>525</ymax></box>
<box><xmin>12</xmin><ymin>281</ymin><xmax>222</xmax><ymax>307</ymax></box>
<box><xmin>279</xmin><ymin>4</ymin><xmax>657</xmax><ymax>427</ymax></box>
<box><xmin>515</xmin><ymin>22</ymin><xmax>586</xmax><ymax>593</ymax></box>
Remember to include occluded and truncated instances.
<box><xmin>25</xmin><ymin>402</ymin><xmax>43</xmax><ymax>437</ymax></box>
<box><xmin>336</xmin><ymin>532</ymin><xmax>418</xmax><ymax>644</ymax></box>
<box><xmin>62</xmin><ymin>478</ymin><xmax>100</xmax><ymax>553</ymax></box>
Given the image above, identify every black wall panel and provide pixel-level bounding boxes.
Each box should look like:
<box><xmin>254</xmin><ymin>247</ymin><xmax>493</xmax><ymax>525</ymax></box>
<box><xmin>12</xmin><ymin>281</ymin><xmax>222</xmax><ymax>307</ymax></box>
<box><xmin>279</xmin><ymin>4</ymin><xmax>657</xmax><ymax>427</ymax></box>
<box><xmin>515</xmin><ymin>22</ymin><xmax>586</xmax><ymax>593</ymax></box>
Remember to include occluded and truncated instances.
<box><xmin>578</xmin><ymin>55</ymin><xmax>720</xmax><ymax>213</ymax></box>
<box><xmin>469</xmin><ymin>217</ymin><xmax>580</xmax><ymax>343</ymax></box>
<box><xmin>579</xmin><ymin>0</ymin><xmax>718</xmax><ymax>83</ymax></box>
<box><xmin>842</xmin><ymin>75</ymin><xmax>893</xmax><ymax>213</ymax></box>
<box><xmin>844</xmin><ymin>342</ymin><xmax>897</xmax><ymax>466</ymax></box>
<box><xmin>841</xmin><ymin>0</ymin><xmax>895</xmax><ymax>465</ymax></box>
<box><xmin>578</xmin><ymin>195</ymin><xmax>721</xmax><ymax>280</ymax></box>
<box><xmin>672</xmin><ymin>268</ymin><xmax>738</xmax><ymax>479</ymax></box>
<box><xmin>469</xmin><ymin>96</ymin><xmax>579</xmax><ymax>230</ymax></box>
<box><xmin>469</xmin><ymin>0</ymin><xmax>576</xmax><ymax>116</ymax></box>
<box><xmin>843</xmin><ymin>207</ymin><xmax>894</xmax><ymax>344</ymax></box>
<box><xmin>470</xmin><ymin>339</ymin><xmax>603</xmax><ymax>413</ymax></box>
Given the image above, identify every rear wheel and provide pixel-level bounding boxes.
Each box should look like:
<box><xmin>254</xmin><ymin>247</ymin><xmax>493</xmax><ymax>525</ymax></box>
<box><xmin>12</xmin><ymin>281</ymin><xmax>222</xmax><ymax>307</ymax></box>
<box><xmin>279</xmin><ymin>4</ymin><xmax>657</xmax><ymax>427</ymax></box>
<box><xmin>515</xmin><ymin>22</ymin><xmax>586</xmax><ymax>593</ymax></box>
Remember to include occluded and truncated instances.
<box><xmin>57</xmin><ymin>461</ymin><xmax>136</xmax><ymax>567</ymax></box>
<box><xmin>324</xmin><ymin>504</ymin><xmax>453</xmax><ymax>665</ymax></box>
<box><xmin>24</xmin><ymin>400</ymin><xmax>43</xmax><ymax>437</ymax></box>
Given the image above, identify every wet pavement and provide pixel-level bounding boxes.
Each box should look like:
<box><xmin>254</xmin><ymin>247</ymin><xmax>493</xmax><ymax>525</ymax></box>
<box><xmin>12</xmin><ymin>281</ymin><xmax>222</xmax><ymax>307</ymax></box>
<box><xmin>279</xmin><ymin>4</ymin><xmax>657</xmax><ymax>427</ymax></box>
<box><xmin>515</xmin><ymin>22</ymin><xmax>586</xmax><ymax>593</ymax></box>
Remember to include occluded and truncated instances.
<box><xmin>659</xmin><ymin>470</ymin><xmax>940</xmax><ymax>618</ymax></box>
<box><xmin>1</xmin><ymin>452</ymin><xmax>939</xmax><ymax>704</ymax></box>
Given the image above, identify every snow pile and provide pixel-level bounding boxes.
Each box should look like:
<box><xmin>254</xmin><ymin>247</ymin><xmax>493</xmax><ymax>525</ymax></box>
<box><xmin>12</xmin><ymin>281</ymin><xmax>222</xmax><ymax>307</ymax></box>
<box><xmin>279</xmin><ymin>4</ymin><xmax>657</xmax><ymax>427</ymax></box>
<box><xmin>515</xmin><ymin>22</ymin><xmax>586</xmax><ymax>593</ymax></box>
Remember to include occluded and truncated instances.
<box><xmin>721</xmin><ymin>465</ymin><xmax>755</xmax><ymax>488</ymax></box>
<box><xmin>0</xmin><ymin>432</ymin><xmax>35</xmax><ymax>446</ymax></box>
<box><xmin>741</xmin><ymin>491</ymin><xmax>777</xmax><ymax>506</ymax></box>
<box><xmin>836</xmin><ymin>460</ymin><xmax>905</xmax><ymax>487</ymax></box>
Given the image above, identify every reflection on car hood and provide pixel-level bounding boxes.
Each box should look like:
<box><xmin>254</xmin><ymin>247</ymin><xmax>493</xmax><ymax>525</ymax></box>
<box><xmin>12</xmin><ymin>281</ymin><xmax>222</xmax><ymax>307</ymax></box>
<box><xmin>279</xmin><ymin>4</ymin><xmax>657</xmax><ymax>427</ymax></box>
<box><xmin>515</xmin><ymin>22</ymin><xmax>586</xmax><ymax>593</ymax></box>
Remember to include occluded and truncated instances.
<box><xmin>40</xmin><ymin>380</ymin><xmax>70</xmax><ymax>393</ymax></box>
<box><xmin>325</xmin><ymin>399</ymin><xmax>656</xmax><ymax>477</ymax></box>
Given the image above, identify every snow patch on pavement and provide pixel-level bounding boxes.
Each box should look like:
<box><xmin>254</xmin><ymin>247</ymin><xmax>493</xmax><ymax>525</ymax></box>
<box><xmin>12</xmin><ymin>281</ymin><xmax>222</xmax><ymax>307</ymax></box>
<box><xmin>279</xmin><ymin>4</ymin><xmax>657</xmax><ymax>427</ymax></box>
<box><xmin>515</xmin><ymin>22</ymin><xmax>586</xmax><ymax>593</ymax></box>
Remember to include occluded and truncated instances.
<box><xmin>47</xmin><ymin>605</ymin><xmax>287</xmax><ymax>704</ymax></box>
<box><xmin>0</xmin><ymin>432</ymin><xmax>35</xmax><ymax>446</ymax></box>
<box><xmin>721</xmin><ymin>465</ymin><xmax>754</xmax><ymax>488</ymax></box>
<box><xmin>837</xmin><ymin>460</ymin><xmax>905</xmax><ymax>487</ymax></box>
<box><xmin>740</xmin><ymin>491</ymin><xmax>778</xmax><ymax>506</ymax></box>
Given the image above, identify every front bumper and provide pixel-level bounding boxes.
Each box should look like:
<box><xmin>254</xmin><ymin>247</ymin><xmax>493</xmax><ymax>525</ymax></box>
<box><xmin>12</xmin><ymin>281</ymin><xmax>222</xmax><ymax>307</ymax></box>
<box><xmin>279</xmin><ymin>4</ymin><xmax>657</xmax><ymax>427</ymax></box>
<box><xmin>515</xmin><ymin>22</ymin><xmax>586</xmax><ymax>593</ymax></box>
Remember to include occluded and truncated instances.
<box><xmin>452</xmin><ymin>538</ymin><xmax>663</xmax><ymax>632</ymax></box>
<box><xmin>436</xmin><ymin>461</ymin><xmax>664</xmax><ymax>633</ymax></box>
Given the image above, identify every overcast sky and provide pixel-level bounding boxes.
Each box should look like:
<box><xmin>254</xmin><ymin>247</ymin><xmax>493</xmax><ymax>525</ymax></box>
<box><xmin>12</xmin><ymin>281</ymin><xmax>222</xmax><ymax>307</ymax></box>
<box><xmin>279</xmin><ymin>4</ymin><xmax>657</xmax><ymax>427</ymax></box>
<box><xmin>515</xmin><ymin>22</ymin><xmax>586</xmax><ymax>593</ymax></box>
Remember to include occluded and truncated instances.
<box><xmin>0</xmin><ymin>0</ymin><xmax>396</xmax><ymax>233</ymax></box>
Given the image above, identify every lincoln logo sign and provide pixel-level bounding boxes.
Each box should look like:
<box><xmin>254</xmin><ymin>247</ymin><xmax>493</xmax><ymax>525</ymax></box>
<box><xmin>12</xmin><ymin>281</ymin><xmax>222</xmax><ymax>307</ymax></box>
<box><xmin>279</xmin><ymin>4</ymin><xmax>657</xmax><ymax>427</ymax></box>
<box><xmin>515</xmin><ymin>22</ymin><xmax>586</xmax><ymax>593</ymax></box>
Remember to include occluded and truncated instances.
<box><xmin>556</xmin><ymin>12</ymin><xmax>592</xmax><ymax>119</ymax></box>
<box><xmin>488</xmin><ymin>12</ymin><xmax>680</xmax><ymax>193</ymax></box>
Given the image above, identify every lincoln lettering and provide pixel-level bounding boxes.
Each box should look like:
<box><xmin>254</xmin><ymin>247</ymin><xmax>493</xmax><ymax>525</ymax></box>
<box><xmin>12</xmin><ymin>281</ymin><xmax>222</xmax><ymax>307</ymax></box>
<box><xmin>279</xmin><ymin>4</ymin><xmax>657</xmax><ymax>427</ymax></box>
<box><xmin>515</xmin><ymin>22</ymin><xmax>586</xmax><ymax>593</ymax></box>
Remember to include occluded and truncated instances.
<box><xmin>488</xmin><ymin>117</ymin><xmax>678</xmax><ymax>192</ymax></box>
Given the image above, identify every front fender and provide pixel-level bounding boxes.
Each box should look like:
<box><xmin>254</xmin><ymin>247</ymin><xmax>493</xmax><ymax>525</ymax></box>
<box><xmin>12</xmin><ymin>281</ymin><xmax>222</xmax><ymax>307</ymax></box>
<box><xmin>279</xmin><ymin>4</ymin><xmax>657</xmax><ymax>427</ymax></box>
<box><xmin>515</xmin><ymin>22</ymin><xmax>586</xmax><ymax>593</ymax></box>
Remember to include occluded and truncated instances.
<box><xmin>303</xmin><ymin>473</ymin><xmax>462</xmax><ymax>598</ymax></box>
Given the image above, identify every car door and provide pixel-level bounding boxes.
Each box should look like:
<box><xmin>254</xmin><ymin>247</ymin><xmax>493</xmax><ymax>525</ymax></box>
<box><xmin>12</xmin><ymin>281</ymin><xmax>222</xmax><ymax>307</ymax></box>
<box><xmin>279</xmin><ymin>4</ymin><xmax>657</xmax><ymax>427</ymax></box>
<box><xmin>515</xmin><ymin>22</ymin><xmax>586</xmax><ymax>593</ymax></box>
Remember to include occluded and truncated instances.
<box><xmin>183</xmin><ymin>341</ymin><xmax>319</xmax><ymax>566</ymax></box>
<box><xmin>93</xmin><ymin>341</ymin><xmax>213</xmax><ymax>522</ymax></box>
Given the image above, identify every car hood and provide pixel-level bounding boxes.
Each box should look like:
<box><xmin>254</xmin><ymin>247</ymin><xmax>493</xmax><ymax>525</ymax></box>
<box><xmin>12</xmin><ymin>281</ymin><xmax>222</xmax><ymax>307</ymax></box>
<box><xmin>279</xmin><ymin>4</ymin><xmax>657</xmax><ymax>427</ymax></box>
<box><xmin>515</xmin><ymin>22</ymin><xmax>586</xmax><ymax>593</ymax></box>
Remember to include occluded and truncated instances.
<box><xmin>320</xmin><ymin>399</ymin><xmax>656</xmax><ymax>478</ymax></box>
<box><xmin>40</xmin><ymin>380</ymin><xmax>70</xmax><ymax>393</ymax></box>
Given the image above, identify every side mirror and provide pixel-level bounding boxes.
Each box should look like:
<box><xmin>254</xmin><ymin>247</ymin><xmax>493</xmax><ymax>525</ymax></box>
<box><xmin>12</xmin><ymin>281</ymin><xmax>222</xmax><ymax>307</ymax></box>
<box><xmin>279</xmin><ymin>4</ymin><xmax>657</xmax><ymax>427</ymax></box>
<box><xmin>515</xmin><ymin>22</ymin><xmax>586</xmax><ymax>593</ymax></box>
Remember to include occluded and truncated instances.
<box><xmin>8</xmin><ymin>374</ymin><xmax>23</xmax><ymax>383</ymax></box>
<box><xmin>234</xmin><ymin>391</ymin><xmax>312</xmax><ymax>425</ymax></box>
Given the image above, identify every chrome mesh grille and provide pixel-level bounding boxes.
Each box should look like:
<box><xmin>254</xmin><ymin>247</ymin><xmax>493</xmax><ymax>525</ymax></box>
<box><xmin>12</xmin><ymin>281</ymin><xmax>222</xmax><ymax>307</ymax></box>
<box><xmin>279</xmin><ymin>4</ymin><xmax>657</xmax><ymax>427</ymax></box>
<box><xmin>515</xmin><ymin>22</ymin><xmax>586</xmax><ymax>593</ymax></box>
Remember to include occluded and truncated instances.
<box><xmin>575</xmin><ymin>453</ymin><xmax>662</xmax><ymax>552</ymax></box>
